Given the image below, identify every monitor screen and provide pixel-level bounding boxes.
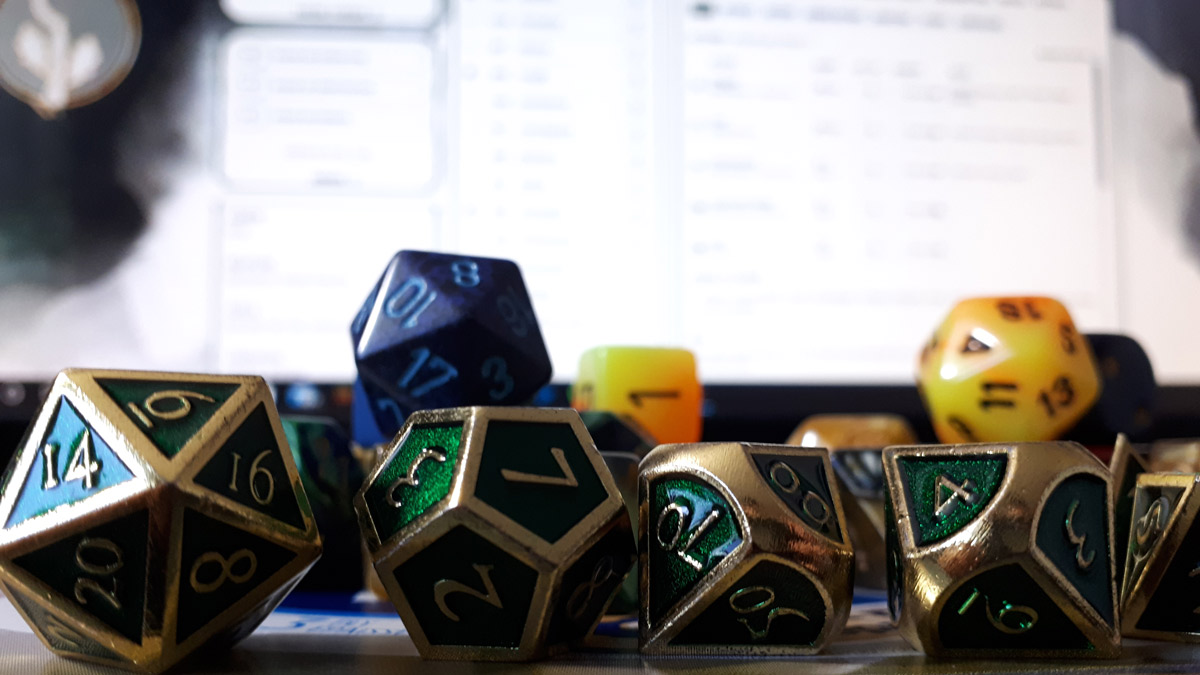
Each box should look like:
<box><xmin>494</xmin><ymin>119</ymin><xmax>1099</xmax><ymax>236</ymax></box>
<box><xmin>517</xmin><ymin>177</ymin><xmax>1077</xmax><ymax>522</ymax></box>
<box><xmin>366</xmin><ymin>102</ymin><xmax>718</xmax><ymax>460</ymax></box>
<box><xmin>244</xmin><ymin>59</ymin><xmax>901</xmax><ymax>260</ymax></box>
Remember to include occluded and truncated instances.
<box><xmin>0</xmin><ymin>0</ymin><xmax>1194</xmax><ymax>386</ymax></box>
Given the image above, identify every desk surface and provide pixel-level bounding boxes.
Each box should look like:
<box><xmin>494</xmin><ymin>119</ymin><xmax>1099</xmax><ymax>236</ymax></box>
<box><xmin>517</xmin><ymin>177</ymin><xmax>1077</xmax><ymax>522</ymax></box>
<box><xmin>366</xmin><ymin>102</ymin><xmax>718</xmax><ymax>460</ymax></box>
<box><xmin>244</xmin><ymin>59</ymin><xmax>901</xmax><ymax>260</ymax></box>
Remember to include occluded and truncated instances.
<box><xmin>4</xmin><ymin>596</ymin><xmax>1200</xmax><ymax>675</ymax></box>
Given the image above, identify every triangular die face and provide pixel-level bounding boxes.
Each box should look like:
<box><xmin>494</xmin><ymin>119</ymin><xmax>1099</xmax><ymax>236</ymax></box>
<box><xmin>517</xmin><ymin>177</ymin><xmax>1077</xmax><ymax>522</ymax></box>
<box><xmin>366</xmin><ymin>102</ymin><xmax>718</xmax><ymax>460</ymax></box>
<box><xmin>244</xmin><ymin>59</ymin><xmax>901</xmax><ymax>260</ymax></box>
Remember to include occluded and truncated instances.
<box><xmin>1135</xmin><ymin>492</ymin><xmax>1200</xmax><ymax>633</ymax></box>
<box><xmin>671</xmin><ymin>559</ymin><xmax>826</xmax><ymax>647</ymax></box>
<box><xmin>1034</xmin><ymin>473</ymin><xmax>1114</xmax><ymax>626</ymax></box>
<box><xmin>938</xmin><ymin>564</ymin><xmax>1092</xmax><ymax>651</ymax></box>
<box><xmin>12</xmin><ymin>510</ymin><xmax>149</xmax><ymax>645</ymax></box>
<box><xmin>193</xmin><ymin>404</ymin><xmax>305</xmax><ymax>531</ymax></box>
<box><xmin>750</xmin><ymin>452</ymin><xmax>842</xmax><ymax>543</ymax></box>
<box><xmin>175</xmin><ymin>508</ymin><xmax>297</xmax><ymax>644</ymax></box>
<box><xmin>1123</xmin><ymin>483</ymin><xmax>1186</xmax><ymax>599</ymax></box>
<box><xmin>97</xmin><ymin>378</ymin><xmax>240</xmax><ymax>459</ymax></box>
<box><xmin>6</xmin><ymin>397</ymin><xmax>135</xmax><ymax>529</ymax></box>
<box><xmin>5</xmin><ymin>582</ymin><xmax>125</xmax><ymax>663</ymax></box>
<box><xmin>1112</xmin><ymin>450</ymin><xmax>1147</xmax><ymax>585</ymax></box>
<box><xmin>647</xmin><ymin>477</ymin><xmax>744</xmax><ymax>628</ymax></box>
<box><xmin>898</xmin><ymin>454</ymin><xmax>1007</xmax><ymax>546</ymax></box>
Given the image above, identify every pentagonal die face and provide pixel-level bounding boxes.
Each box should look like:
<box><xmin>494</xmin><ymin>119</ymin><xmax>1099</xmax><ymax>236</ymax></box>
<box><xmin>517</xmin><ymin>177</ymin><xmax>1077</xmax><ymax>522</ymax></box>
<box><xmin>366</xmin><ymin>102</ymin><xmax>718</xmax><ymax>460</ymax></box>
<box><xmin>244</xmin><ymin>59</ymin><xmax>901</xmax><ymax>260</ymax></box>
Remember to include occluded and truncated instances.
<box><xmin>884</xmin><ymin>444</ymin><xmax>1117</xmax><ymax>658</ymax></box>
<box><xmin>0</xmin><ymin>370</ymin><xmax>322</xmax><ymax>673</ymax></box>
<box><xmin>355</xmin><ymin>407</ymin><xmax>633</xmax><ymax>660</ymax></box>
<box><xmin>640</xmin><ymin>445</ymin><xmax>851</xmax><ymax>655</ymax></box>
<box><xmin>917</xmin><ymin>297</ymin><xmax>1100</xmax><ymax>443</ymax></box>
<box><xmin>350</xmin><ymin>250</ymin><xmax>552</xmax><ymax>437</ymax></box>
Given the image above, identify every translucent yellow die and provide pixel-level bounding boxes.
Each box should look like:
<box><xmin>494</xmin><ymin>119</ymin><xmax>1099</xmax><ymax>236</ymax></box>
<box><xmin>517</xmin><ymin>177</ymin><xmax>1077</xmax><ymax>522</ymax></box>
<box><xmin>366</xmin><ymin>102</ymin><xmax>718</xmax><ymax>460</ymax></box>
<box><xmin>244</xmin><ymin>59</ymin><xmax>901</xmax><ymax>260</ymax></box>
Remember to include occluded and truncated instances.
<box><xmin>917</xmin><ymin>297</ymin><xmax>1100</xmax><ymax>443</ymax></box>
<box><xmin>572</xmin><ymin>347</ymin><xmax>702</xmax><ymax>444</ymax></box>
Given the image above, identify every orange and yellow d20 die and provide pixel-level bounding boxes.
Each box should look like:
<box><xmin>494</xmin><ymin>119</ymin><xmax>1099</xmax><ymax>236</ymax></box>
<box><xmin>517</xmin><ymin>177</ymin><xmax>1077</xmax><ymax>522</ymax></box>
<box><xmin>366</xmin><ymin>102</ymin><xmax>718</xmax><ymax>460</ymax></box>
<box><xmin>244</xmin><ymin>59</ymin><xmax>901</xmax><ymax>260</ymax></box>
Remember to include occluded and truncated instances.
<box><xmin>572</xmin><ymin>347</ymin><xmax>702</xmax><ymax>444</ymax></box>
<box><xmin>917</xmin><ymin>297</ymin><xmax>1100</xmax><ymax>443</ymax></box>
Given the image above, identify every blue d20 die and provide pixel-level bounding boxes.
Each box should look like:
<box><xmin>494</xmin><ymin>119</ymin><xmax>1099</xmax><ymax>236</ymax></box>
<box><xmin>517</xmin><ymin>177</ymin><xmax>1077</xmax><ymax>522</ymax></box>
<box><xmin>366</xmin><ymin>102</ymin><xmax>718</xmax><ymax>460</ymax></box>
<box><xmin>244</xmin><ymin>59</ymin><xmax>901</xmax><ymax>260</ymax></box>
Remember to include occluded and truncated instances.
<box><xmin>351</xmin><ymin>251</ymin><xmax>552</xmax><ymax>428</ymax></box>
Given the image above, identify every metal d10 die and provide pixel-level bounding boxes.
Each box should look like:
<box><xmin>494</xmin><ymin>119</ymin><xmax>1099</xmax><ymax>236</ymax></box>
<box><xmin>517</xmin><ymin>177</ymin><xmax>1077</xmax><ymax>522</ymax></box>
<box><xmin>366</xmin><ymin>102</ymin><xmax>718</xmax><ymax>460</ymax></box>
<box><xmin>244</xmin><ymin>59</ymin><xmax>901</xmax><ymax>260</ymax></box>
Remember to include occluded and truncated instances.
<box><xmin>0</xmin><ymin>370</ymin><xmax>322</xmax><ymax>673</ymax></box>
<box><xmin>883</xmin><ymin>442</ymin><xmax>1119</xmax><ymax>658</ymax></box>
<box><xmin>1120</xmin><ymin>472</ymin><xmax>1200</xmax><ymax>641</ymax></box>
<box><xmin>639</xmin><ymin>443</ymin><xmax>854</xmax><ymax>655</ymax></box>
<box><xmin>353</xmin><ymin>407</ymin><xmax>633</xmax><ymax>661</ymax></box>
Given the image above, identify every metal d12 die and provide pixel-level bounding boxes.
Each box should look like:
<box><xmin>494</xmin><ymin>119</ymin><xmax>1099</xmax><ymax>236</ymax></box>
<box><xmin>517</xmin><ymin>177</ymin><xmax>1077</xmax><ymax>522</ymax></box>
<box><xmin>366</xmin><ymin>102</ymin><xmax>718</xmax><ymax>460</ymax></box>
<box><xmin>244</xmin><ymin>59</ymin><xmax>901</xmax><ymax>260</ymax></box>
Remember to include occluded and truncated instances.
<box><xmin>1120</xmin><ymin>472</ymin><xmax>1200</xmax><ymax>641</ymax></box>
<box><xmin>353</xmin><ymin>407</ymin><xmax>633</xmax><ymax>660</ymax></box>
<box><xmin>0</xmin><ymin>369</ymin><xmax>322</xmax><ymax>673</ymax></box>
<box><xmin>639</xmin><ymin>443</ymin><xmax>854</xmax><ymax>655</ymax></box>
<box><xmin>883</xmin><ymin>442</ymin><xmax>1119</xmax><ymax>658</ymax></box>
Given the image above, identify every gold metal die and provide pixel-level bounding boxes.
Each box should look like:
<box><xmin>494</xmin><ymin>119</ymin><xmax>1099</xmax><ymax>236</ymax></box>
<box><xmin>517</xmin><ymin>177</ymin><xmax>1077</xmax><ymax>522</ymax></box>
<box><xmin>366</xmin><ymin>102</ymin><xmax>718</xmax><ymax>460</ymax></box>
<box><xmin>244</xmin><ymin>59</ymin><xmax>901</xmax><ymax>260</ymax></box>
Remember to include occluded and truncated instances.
<box><xmin>1120</xmin><ymin>472</ymin><xmax>1200</xmax><ymax>641</ymax></box>
<box><xmin>639</xmin><ymin>443</ymin><xmax>853</xmax><ymax>655</ymax></box>
<box><xmin>353</xmin><ymin>407</ymin><xmax>633</xmax><ymax>661</ymax></box>
<box><xmin>883</xmin><ymin>442</ymin><xmax>1119</xmax><ymax>658</ymax></box>
<box><xmin>789</xmin><ymin>414</ymin><xmax>916</xmax><ymax>589</ymax></box>
<box><xmin>1109</xmin><ymin>434</ymin><xmax>1200</xmax><ymax>590</ymax></box>
<box><xmin>0</xmin><ymin>369</ymin><xmax>322</xmax><ymax>673</ymax></box>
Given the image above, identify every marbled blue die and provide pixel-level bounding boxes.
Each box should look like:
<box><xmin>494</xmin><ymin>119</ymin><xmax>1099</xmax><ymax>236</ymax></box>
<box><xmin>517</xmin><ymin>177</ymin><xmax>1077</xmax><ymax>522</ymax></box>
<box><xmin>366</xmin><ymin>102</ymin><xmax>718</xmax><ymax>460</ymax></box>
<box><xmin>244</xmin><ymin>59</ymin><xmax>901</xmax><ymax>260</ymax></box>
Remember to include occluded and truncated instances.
<box><xmin>350</xmin><ymin>251</ymin><xmax>552</xmax><ymax>437</ymax></box>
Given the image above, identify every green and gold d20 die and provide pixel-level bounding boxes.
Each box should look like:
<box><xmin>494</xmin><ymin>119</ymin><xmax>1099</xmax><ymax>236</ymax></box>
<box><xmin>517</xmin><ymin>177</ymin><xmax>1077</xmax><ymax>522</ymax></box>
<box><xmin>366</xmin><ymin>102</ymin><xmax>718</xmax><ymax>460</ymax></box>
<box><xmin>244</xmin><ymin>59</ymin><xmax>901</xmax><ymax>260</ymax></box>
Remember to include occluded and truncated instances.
<box><xmin>353</xmin><ymin>407</ymin><xmax>634</xmax><ymax>661</ymax></box>
<box><xmin>1119</xmin><ymin>472</ymin><xmax>1200</xmax><ymax>641</ymax></box>
<box><xmin>638</xmin><ymin>443</ymin><xmax>854</xmax><ymax>655</ymax></box>
<box><xmin>0</xmin><ymin>369</ymin><xmax>322</xmax><ymax>673</ymax></box>
<box><xmin>883</xmin><ymin>442</ymin><xmax>1118</xmax><ymax>658</ymax></box>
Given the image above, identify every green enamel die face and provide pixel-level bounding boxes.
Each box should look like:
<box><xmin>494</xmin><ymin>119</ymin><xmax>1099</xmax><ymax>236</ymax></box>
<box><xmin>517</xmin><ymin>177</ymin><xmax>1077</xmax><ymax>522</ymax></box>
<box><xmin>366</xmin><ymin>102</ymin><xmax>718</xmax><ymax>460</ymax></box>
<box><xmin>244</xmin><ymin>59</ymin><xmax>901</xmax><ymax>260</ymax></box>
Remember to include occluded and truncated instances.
<box><xmin>671</xmin><ymin>558</ymin><xmax>827</xmax><ymax>647</ymax></box>
<box><xmin>647</xmin><ymin>477</ymin><xmax>744</xmax><ymax>627</ymax></box>
<box><xmin>749</xmin><ymin>451</ymin><xmax>841</xmax><ymax>542</ymax></box>
<box><xmin>546</xmin><ymin>524</ymin><xmax>636</xmax><ymax>645</ymax></box>
<box><xmin>1137</xmin><ymin>520</ymin><xmax>1200</xmax><ymax>633</ymax></box>
<box><xmin>4</xmin><ymin>581</ymin><xmax>124</xmax><ymax>662</ymax></box>
<box><xmin>897</xmin><ymin>454</ymin><xmax>1007</xmax><ymax>546</ymax></box>
<box><xmin>193</xmin><ymin>404</ymin><xmax>306</xmax><ymax>530</ymax></box>
<box><xmin>1124</xmin><ymin>482</ymin><xmax>1186</xmax><ymax>596</ymax></box>
<box><xmin>364</xmin><ymin>423</ymin><xmax>464</xmax><ymax>546</ymax></box>
<box><xmin>175</xmin><ymin>508</ymin><xmax>297</xmax><ymax>643</ymax></box>
<box><xmin>938</xmin><ymin>564</ymin><xmax>1092</xmax><ymax>652</ymax></box>
<box><xmin>1112</xmin><ymin>451</ymin><xmax>1148</xmax><ymax>584</ymax></box>
<box><xmin>97</xmin><ymin>379</ymin><xmax>240</xmax><ymax>458</ymax></box>
<box><xmin>395</xmin><ymin>525</ymin><xmax>539</xmax><ymax>649</ymax></box>
<box><xmin>1034</xmin><ymin>473</ymin><xmax>1113</xmax><ymax>626</ymax></box>
<box><xmin>12</xmin><ymin>510</ymin><xmax>149</xmax><ymax>644</ymax></box>
<box><xmin>473</xmin><ymin>421</ymin><xmax>609</xmax><ymax>544</ymax></box>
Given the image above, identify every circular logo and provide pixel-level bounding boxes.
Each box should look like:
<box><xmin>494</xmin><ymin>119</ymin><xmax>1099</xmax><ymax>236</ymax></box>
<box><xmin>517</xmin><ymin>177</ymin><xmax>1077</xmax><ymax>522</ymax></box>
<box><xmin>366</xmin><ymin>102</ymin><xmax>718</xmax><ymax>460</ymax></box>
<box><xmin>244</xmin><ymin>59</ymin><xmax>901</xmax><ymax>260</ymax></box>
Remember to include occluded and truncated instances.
<box><xmin>0</xmin><ymin>0</ymin><xmax>140</xmax><ymax>118</ymax></box>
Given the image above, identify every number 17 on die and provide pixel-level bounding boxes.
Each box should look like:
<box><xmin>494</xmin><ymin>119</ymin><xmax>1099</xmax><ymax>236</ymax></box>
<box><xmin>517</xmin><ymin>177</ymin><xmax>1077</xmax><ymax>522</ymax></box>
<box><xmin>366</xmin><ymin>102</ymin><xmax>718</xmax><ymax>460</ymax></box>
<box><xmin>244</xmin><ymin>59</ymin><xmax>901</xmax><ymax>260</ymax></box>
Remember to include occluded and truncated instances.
<box><xmin>351</xmin><ymin>251</ymin><xmax>553</xmax><ymax>440</ymax></box>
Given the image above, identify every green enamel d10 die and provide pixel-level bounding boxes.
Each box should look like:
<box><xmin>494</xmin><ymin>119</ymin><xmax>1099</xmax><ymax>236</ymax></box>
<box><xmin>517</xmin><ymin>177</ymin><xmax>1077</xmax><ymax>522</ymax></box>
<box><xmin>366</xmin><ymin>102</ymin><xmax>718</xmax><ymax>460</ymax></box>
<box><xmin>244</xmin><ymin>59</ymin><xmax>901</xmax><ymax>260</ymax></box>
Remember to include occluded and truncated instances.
<box><xmin>882</xmin><ymin>442</ymin><xmax>1119</xmax><ymax>658</ymax></box>
<box><xmin>638</xmin><ymin>443</ymin><xmax>854</xmax><ymax>655</ymax></box>
<box><xmin>0</xmin><ymin>369</ymin><xmax>322</xmax><ymax>673</ymax></box>
<box><xmin>353</xmin><ymin>407</ymin><xmax>634</xmax><ymax>661</ymax></box>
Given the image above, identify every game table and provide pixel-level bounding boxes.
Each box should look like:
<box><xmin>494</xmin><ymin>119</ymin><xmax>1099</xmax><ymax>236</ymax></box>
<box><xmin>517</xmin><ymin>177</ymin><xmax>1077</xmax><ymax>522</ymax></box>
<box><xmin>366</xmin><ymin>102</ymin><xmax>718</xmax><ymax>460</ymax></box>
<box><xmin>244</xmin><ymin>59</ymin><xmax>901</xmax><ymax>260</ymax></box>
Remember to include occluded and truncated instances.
<box><xmin>3</xmin><ymin>592</ymin><xmax>1200</xmax><ymax>674</ymax></box>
